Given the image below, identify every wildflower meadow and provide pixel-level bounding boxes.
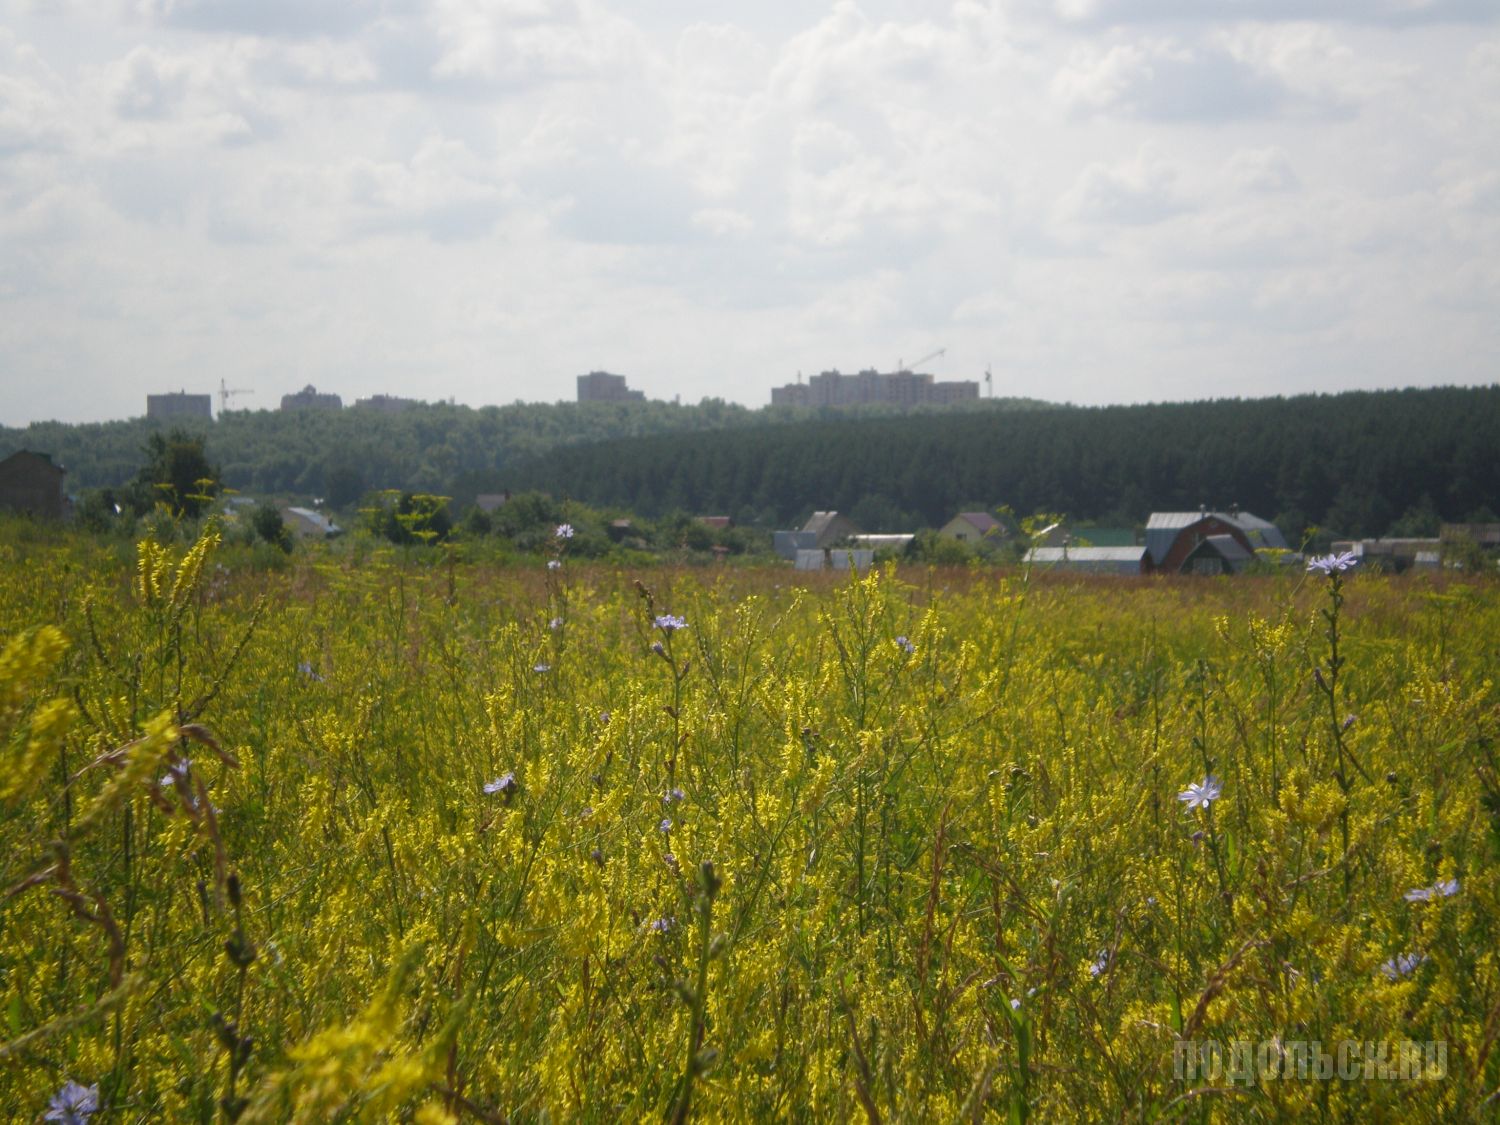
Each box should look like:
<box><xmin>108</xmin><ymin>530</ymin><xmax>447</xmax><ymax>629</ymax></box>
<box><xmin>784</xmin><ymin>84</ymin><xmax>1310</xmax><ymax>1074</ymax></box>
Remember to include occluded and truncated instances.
<box><xmin>2</xmin><ymin>522</ymin><xmax>1498</xmax><ymax>1121</ymax></box>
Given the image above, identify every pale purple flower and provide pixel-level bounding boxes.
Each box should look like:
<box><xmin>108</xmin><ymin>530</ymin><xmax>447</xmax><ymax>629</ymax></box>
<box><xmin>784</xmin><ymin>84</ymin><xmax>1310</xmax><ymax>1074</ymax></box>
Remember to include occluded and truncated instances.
<box><xmin>546</xmin><ymin>559</ymin><xmax>561</xmax><ymax>571</ymax></box>
<box><xmin>650</xmin><ymin>641</ymin><xmax>665</xmax><ymax>656</ymax></box>
<box><xmin>1406</xmin><ymin>879</ymin><xmax>1460</xmax><ymax>902</ymax></box>
<box><xmin>1009</xmin><ymin>997</ymin><xmax>1021</xmax><ymax>1011</ymax></box>
<box><xmin>654</xmin><ymin>614</ymin><xmax>688</xmax><ymax>633</ymax></box>
<box><xmin>1307</xmin><ymin>551</ymin><xmax>1359</xmax><ymax>575</ymax></box>
<box><xmin>895</xmin><ymin>635</ymin><xmax>915</xmax><ymax>655</ymax></box>
<box><xmin>297</xmin><ymin>660</ymin><xmax>325</xmax><ymax>682</ymax></box>
<box><xmin>663</xmin><ymin>787</ymin><xmax>686</xmax><ymax>805</ymax></box>
<box><xmin>45</xmin><ymin>1082</ymin><xmax>99</xmax><ymax>1124</ymax></box>
<box><xmin>555</xmin><ymin>523</ymin><xmax>575</xmax><ymax>539</ymax></box>
<box><xmin>1379</xmin><ymin>952</ymin><xmax>1426</xmax><ymax>980</ymax></box>
<box><xmin>533</xmin><ymin>662</ymin><xmax>551</xmax><ymax>674</ymax></box>
<box><xmin>484</xmin><ymin>771</ymin><xmax>517</xmax><ymax>797</ymax></box>
<box><xmin>647</xmin><ymin>917</ymin><xmax>673</xmax><ymax>935</ymax></box>
<box><xmin>1089</xmin><ymin>950</ymin><xmax>1110</xmax><ymax>978</ymax></box>
<box><xmin>1178</xmin><ymin>775</ymin><xmax>1223</xmax><ymax>810</ymax></box>
<box><xmin>659</xmin><ymin>817</ymin><xmax>672</xmax><ymax>833</ymax></box>
<box><xmin>548</xmin><ymin>616</ymin><xmax>563</xmax><ymax>631</ymax></box>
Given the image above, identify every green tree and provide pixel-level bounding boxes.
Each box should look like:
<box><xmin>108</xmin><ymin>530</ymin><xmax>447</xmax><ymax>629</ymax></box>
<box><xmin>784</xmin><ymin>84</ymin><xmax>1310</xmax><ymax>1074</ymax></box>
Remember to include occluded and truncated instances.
<box><xmin>365</xmin><ymin>491</ymin><xmax>453</xmax><ymax>545</ymax></box>
<box><xmin>136</xmin><ymin>430</ymin><xmax>219</xmax><ymax>518</ymax></box>
<box><xmin>251</xmin><ymin>503</ymin><xmax>293</xmax><ymax>553</ymax></box>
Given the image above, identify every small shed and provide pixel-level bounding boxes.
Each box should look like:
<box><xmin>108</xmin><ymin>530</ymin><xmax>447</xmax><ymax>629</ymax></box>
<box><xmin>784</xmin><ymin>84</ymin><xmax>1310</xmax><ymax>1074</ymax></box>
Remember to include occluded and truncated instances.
<box><xmin>1333</xmin><ymin>538</ymin><xmax>1442</xmax><ymax>573</ymax></box>
<box><xmin>795</xmin><ymin>548</ymin><xmax>874</xmax><ymax>572</ymax></box>
<box><xmin>1026</xmin><ymin>546</ymin><xmax>1148</xmax><ymax>575</ymax></box>
<box><xmin>850</xmin><ymin>534</ymin><xmax>915</xmax><ymax>555</ymax></box>
<box><xmin>281</xmin><ymin>507</ymin><xmax>342</xmax><ymax>538</ymax></box>
<box><xmin>776</xmin><ymin>511</ymin><xmax>862</xmax><ymax>560</ymax></box>
<box><xmin>0</xmin><ymin>450</ymin><xmax>67</xmax><ymax>519</ymax></box>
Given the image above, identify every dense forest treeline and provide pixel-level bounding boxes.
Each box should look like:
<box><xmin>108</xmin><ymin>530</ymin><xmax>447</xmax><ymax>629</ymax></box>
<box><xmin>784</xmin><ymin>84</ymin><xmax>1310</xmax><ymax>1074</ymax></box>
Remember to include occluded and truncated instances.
<box><xmin>506</xmin><ymin>385</ymin><xmax>1500</xmax><ymax>539</ymax></box>
<box><xmin>0</xmin><ymin>396</ymin><xmax>1047</xmax><ymax>506</ymax></box>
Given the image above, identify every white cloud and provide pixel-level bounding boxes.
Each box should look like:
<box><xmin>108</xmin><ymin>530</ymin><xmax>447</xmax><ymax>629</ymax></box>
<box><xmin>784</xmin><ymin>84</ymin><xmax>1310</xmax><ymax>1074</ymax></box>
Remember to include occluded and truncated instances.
<box><xmin>0</xmin><ymin>1</ymin><xmax>1496</xmax><ymax>424</ymax></box>
<box><xmin>1011</xmin><ymin>0</ymin><xmax>1500</xmax><ymax>29</ymax></box>
<box><xmin>425</xmin><ymin>0</ymin><xmax>644</xmax><ymax>87</ymax></box>
<box><xmin>1057</xmin><ymin>148</ymin><xmax>1191</xmax><ymax>225</ymax></box>
<box><xmin>1224</xmin><ymin>146</ymin><xmax>1299</xmax><ymax>193</ymax></box>
<box><xmin>1050</xmin><ymin>34</ymin><xmax>1351</xmax><ymax>120</ymax></box>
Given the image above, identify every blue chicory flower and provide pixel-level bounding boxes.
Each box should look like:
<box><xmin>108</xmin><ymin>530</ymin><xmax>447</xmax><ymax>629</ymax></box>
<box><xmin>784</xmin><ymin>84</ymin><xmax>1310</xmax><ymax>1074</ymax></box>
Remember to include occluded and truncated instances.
<box><xmin>1178</xmin><ymin>775</ymin><xmax>1223</xmax><ymax>810</ymax></box>
<box><xmin>45</xmin><ymin>1082</ymin><xmax>99</xmax><ymax>1125</ymax></box>
<box><xmin>1307</xmin><ymin>551</ymin><xmax>1359</xmax><ymax>575</ymax></box>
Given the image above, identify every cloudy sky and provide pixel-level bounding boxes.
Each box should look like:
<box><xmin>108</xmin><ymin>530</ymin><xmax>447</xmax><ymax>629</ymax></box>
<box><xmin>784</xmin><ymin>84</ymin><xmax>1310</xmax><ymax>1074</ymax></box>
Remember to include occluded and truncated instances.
<box><xmin>2</xmin><ymin>1</ymin><xmax>1497</xmax><ymax>425</ymax></box>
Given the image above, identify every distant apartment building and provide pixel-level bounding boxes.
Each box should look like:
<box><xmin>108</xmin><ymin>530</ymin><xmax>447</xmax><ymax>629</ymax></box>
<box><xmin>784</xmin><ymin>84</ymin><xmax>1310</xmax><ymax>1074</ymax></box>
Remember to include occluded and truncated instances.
<box><xmin>147</xmin><ymin>391</ymin><xmax>213</xmax><ymax>421</ymax></box>
<box><xmin>770</xmin><ymin>369</ymin><xmax>979</xmax><ymax>409</ymax></box>
<box><xmin>353</xmin><ymin>394</ymin><xmax>421</xmax><ymax>413</ymax></box>
<box><xmin>280</xmin><ymin>384</ymin><xmax>343</xmax><ymax>411</ymax></box>
<box><xmin>577</xmin><ymin>371</ymin><xmax>646</xmax><ymax>403</ymax></box>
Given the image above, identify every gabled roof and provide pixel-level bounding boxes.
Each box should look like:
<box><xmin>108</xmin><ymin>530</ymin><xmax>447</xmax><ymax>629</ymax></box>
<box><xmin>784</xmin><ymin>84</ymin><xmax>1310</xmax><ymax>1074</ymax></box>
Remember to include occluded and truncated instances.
<box><xmin>283</xmin><ymin>507</ymin><xmax>341</xmax><ymax>536</ymax></box>
<box><xmin>953</xmin><ymin>511</ymin><xmax>1001</xmax><ymax>534</ymax></box>
<box><xmin>802</xmin><ymin>510</ymin><xmax>844</xmax><ymax>536</ymax></box>
<box><xmin>1145</xmin><ymin>510</ymin><xmax>1284</xmax><ymax>565</ymax></box>
<box><xmin>0</xmin><ymin>450</ymin><xmax>65</xmax><ymax>477</ymax></box>
<box><xmin>1202</xmin><ymin>534</ymin><xmax>1252</xmax><ymax>562</ymax></box>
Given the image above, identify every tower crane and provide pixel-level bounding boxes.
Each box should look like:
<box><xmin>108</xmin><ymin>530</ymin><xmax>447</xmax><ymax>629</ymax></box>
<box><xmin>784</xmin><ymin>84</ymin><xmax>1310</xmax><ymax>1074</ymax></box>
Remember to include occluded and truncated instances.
<box><xmin>219</xmin><ymin>379</ymin><xmax>253</xmax><ymax>415</ymax></box>
<box><xmin>895</xmin><ymin>347</ymin><xmax>946</xmax><ymax>373</ymax></box>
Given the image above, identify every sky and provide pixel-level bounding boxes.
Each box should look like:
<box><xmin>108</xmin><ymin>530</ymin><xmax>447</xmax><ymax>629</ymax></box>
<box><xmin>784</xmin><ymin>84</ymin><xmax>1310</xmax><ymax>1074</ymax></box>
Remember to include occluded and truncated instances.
<box><xmin>2</xmin><ymin>0</ymin><xmax>1497</xmax><ymax>426</ymax></box>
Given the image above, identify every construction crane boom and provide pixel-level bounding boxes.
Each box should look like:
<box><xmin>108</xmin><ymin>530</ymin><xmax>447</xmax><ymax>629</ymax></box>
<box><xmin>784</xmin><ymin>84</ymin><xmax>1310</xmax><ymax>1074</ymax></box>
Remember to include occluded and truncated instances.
<box><xmin>218</xmin><ymin>379</ymin><xmax>253</xmax><ymax>414</ymax></box>
<box><xmin>897</xmin><ymin>347</ymin><xmax>946</xmax><ymax>373</ymax></box>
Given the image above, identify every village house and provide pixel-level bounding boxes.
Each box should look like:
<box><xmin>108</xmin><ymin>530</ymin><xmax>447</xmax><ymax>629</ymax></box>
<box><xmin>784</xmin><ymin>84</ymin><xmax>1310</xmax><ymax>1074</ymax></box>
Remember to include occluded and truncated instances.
<box><xmin>937</xmin><ymin>511</ymin><xmax>1008</xmax><ymax>549</ymax></box>
<box><xmin>773</xmin><ymin>510</ymin><xmax>862</xmax><ymax>561</ymax></box>
<box><xmin>0</xmin><ymin>450</ymin><xmax>67</xmax><ymax>520</ymax></box>
<box><xmin>1144</xmin><ymin>508</ymin><xmax>1286</xmax><ymax>574</ymax></box>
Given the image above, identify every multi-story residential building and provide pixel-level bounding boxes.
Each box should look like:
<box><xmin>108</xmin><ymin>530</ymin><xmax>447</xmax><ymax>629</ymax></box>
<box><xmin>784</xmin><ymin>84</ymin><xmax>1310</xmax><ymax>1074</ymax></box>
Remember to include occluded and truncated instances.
<box><xmin>771</xmin><ymin>369</ymin><xmax>978</xmax><ymax>409</ymax></box>
<box><xmin>147</xmin><ymin>392</ymin><xmax>213</xmax><ymax>420</ymax></box>
<box><xmin>577</xmin><ymin>371</ymin><xmax>646</xmax><ymax>403</ymax></box>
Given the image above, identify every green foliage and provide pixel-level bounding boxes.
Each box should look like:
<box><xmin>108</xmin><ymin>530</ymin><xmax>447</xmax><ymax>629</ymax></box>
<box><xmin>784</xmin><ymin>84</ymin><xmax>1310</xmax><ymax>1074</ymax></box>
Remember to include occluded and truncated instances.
<box><xmin>512</xmin><ymin>386</ymin><xmax>1500</xmax><ymax>537</ymax></box>
<box><xmin>363</xmin><ymin>490</ymin><xmax>453</xmax><ymax>545</ymax></box>
<box><xmin>250</xmin><ymin>503</ymin><xmax>293</xmax><ymax>554</ymax></box>
<box><xmin>136</xmin><ymin>430</ymin><xmax>220</xmax><ymax>518</ymax></box>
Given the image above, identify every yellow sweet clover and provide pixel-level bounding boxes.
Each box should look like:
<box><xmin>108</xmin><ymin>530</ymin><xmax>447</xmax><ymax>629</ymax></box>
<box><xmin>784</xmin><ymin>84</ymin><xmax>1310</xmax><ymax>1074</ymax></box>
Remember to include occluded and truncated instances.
<box><xmin>0</xmin><ymin>538</ymin><xmax>1497</xmax><ymax>1119</ymax></box>
<box><xmin>0</xmin><ymin>625</ymin><xmax>77</xmax><ymax>804</ymax></box>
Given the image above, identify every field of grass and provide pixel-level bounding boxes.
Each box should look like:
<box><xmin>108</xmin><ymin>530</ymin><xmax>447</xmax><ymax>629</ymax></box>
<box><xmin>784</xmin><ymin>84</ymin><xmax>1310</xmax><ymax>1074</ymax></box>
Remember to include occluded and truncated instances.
<box><xmin>2</xmin><ymin>522</ymin><xmax>1498</xmax><ymax>1121</ymax></box>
